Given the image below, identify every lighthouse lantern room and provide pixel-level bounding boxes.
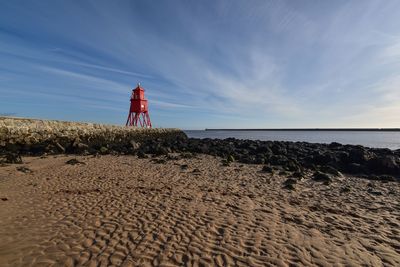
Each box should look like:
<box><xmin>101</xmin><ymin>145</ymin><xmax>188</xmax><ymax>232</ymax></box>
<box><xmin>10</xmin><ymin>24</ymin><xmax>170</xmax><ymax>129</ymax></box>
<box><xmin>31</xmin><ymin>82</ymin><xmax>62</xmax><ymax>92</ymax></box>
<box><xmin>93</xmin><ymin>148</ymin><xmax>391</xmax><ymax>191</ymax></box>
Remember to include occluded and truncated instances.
<box><xmin>126</xmin><ymin>83</ymin><xmax>152</xmax><ymax>128</ymax></box>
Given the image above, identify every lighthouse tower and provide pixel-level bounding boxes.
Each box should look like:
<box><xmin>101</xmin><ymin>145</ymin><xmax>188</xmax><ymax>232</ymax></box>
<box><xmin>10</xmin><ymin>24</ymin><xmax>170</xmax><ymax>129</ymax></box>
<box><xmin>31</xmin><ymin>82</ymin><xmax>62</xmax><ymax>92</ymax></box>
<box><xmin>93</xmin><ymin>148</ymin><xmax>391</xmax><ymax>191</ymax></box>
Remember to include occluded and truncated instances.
<box><xmin>126</xmin><ymin>83</ymin><xmax>152</xmax><ymax>128</ymax></box>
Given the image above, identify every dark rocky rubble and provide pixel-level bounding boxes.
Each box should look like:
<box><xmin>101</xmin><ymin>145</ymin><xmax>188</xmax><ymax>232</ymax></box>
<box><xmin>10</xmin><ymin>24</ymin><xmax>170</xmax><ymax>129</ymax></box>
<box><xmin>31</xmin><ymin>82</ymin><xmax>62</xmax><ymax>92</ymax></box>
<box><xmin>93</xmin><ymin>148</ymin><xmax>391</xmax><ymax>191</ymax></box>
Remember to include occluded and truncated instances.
<box><xmin>1</xmin><ymin>118</ymin><xmax>399</xmax><ymax>181</ymax></box>
<box><xmin>134</xmin><ymin>137</ymin><xmax>400</xmax><ymax>181</ymax></box>
<box><xmin>2</xmin><ymin>134</ymin><xmax>400</xmax><ymax>181</ymax></box>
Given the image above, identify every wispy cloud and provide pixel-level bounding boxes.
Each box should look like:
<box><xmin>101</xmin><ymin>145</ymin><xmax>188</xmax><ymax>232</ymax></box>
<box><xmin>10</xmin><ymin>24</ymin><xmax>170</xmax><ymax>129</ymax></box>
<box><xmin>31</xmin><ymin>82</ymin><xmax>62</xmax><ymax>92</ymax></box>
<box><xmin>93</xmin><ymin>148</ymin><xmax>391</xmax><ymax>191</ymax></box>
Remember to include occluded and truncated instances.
<box><xmin>38</xmin><ymin>65</ymin><xmax>130</xmax><ymax>94</ymax></box>
<box><xmin>1</xmin><ymin>0</ymin><xmax>400</xmax><ymax>128</ymax></box>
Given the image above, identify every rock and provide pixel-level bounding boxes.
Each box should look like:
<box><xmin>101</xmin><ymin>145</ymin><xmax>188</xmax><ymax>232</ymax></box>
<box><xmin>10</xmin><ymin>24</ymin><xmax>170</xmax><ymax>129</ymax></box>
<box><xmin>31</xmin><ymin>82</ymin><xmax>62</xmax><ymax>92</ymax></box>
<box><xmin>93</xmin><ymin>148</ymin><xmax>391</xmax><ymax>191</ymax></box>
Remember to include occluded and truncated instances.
<box><xmin>99</xmin><ymin>146</ymin><xmax>108</xmax><ymax>154</ymax></box>
<box><xmin>66</xmin><ymin>159</ymin><xmax>85</xmax><ymax>165</ymax></box>
<box><xmin>275</xmin><ymin>170</ymin><xmax>285</xmax><ymax>176</ymax></box>
<box><xmin>340</xmin><ymin>186</ymin><xmax>351</xmax><ymax>193</ymax></box>
<box><xmin>377</xmin><ymin>175</ymin><xmax>396</xmax><ymax>182</ymax></box>
<box><xmin>282</xmin><ymin>178</ymin><xmax>297</xmax><ymax>190</ymax></box>
<box><xmin>1</xmin><ymin>197</ymin><xmax>8</xmax><ymax>201</ymax></box>
<box><xmin>180</xmin><ymin>164</ymin><xmax>188</xmax><ymax>170</ymax></box>
<box><xmin>284</xmin><ymin>160</ymin><xmax>301</xmax><ymax>172</ymax></box>
<box><xmin>221</xmin><ymin>154</ymin><xmax>235</xmax><ymax>166</ymax></box>
<box><xmin>367</xmin><ymin>189</ymin><xmax>383</xmax><ymax>196</ymax></box>
<box><xmin>269</xmin><ymin>155</ymin><xmax>289</xmax><ymax>166</ymax></box>
<box><xmin>254</xmin><ymin>155</ymin><xmax>265</xmax><ymax>164</ymax></box>
<box><xmin>137</xmin><ymin>150</ymin><xmax>148</xmax><ymax>159</ymax></box>
<box><xmin>192</xmin><ymin>168</ymin><xmax>201</xmax><ymax>173</ymax></box>
<box><xmin>166</xmin><ymin>154</ymin><xmax>179</xmax><ymax>160</ymax></box>
<box><xmin>261</xmin><ymin>165</ymin><xmax>274</xmax><ymax>173</ymax></box>
<box><xmin>319</xmin><ymin>166</ymin><xmax>342</xmax><ymax>177</ymax></box>
<box><xmin>283</xmin><ymin>178</ymin><xmax>297</xmax><ymax>186</ymax></box>
<box><xmin>283</xmin><ymin>183</ymin><xmax>296</xmax><ymax>190</ymax></box>
<box><xmin>348</xmin><ymin>148</ymin><xmax>375</xmax><ymax>164</ymax></box>
<box><xmin>199</xmin><ymin>144</ymin><xmax>210</xmax><ymax>154</ymax></box>
<box><xmin>247</xmin><ymin>143</ymin><xmax>259</xmax><ymax>154</ymax></box>
<box><xmin>328</xmin><ymin>142</ymin><xmax>343</xmax><ymax>149</ymax></box>
<box><xmin>227</xmin><ymin>155</ymin><xmax>235</xmax><ymax>163</ymax></box>
<box><xmin>74</xmin><ymin>143</ymin><xmax>89</xmax><ymax>153</ymax></box>
<box><xmin>346</xmin><ymin>163</ymin><xmax>367</xmax><ymax>174</ymax></box>
<box><xmin>256</xmin><ymin>144</ymin><xmax>272</xmax><ymax>154</ymax></box>
<box><xmin>312</xmin><ymin>152</ymin><xmax>335</xmax><ymax>165</ymax></box>
<box><xmin>129</xmin><ymin>140</ymin><xmax>141</xmax><ymax>150</ymax></box>
<box><xmin>153</xmin><ymin>158</ymin><xmax>166</xmax><ymax>164</ymax></box>
<box><xmin>368</xmin><ymin>155</ymin><xmax>400</xmax><ymax>175</ymax></box>
<box><xmin>241</xmin><ymin>155</ymin><xmax>256</xmax><ymax>164</ymax></box>
<box><xmin>55</xmin><ymin>142</ymin><xmax>65</xmax><ymax>153</ymax></box>
<box><xmin>155</xmin><ymin>145</ymin><xmax>170</xmax><ymax>156</ymax></box>
<box><xmin>312</xmin><ymin>171</ymin><xmax>332</xmax><ymax>183</ymax></box>
<box><xmin>16</xmin><ymin>166</ymin><xmax>32</xmax><ymax>173</ymax></box>
<box><xmin>292</xmin><ymin>171</ymin><xmax>304</xmax><ymax>179</ymax></box>
<box><xmin>4</xmin><ymin>153</ymin><xmax>22</xmax><ymax>164</ymax></box>
<box><xmin>180</xmin><ymin>152</ymin><xmax>194</xmax><ymax>159</ymax></box>
<box><xmin>221</xmin><ymin>160</ymin><xmax>230</xmax><ymax>166</ymax></box>
<box><xmin>271</xmin><ymin>143</ymin><xmax>287</xmax><ymax>155</ymax></box>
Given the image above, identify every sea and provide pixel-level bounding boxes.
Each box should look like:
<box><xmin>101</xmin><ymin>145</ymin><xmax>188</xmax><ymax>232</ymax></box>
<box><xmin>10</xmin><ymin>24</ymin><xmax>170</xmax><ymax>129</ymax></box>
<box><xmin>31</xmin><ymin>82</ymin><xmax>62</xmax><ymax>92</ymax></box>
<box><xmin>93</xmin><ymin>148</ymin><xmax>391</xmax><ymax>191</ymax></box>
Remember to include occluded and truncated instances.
<box><xmin>184</xmin><ymin>130</ymin><xmax>400</xmax><ymax>150</ymax></box>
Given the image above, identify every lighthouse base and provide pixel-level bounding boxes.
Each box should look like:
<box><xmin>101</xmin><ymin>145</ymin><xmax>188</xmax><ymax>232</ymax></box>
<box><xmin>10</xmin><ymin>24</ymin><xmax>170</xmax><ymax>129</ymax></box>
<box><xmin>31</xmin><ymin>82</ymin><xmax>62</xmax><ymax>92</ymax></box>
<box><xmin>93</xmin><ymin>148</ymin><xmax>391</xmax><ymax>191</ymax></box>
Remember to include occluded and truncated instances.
<box><xmin>126</xmin><ymin>112</ymin><xmax>152</xmax><ymax>128</ymax></box>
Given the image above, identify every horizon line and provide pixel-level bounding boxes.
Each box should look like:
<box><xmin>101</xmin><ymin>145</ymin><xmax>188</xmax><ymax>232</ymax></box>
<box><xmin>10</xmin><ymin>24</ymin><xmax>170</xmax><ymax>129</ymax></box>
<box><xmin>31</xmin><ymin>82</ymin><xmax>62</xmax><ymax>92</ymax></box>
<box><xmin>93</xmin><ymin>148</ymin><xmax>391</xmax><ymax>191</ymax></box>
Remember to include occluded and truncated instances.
<box><xmin>204</xmin><ymin>128</ymin><xmax>400</xmax><ymax>132</ymax></box>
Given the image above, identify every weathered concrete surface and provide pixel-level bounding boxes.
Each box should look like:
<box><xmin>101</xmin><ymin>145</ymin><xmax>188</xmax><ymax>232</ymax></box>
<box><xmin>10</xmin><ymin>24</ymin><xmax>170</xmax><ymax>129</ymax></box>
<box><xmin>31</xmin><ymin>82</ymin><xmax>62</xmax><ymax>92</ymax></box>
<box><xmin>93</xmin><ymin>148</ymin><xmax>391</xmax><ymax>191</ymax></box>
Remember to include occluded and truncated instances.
<box><xmin>0</xmin><ymin>117</ymin><xmax>186</xmax><ymax>155</ymax></box>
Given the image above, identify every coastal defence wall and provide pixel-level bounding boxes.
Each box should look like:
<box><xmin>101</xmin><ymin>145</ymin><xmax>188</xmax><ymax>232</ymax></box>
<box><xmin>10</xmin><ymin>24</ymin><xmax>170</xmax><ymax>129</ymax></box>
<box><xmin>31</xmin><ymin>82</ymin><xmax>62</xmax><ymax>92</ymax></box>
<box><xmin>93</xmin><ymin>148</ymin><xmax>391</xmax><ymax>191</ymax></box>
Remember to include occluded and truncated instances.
<box><xmin>0</xmin><ymin>117</ymin><xmax>186</xmax><ymax>154</ymax></box>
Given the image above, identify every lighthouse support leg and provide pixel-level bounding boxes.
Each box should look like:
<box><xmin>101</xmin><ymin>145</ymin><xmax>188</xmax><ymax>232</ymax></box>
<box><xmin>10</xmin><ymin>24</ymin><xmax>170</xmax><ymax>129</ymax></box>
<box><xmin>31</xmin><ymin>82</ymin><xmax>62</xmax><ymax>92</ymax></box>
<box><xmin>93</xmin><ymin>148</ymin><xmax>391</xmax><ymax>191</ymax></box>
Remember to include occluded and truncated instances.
<box><xmin>126</xmin><ymin>112</ymin><xmax>132</xmax><ymax>126</ymax></box>
<box><xmin>133</xmin><ymin>113</ymin><xmax>137</xmax><ymax>126</ymax></box>
<box><xmin>142</xmin><ymin>113</ymin><xmax>147</xmax><ymax>127</ymax></box>
<box><xmin>134</xmin><ymin>113</ymin><xmax>141</xmax><ymax>127</ymax></box>
<box><xmin>126</xmin><ymin>111</ymin><xmax>152</xmax><ymax>128</ymax></box>
<box><xmin>143</xmin><ymin>112</ymin><xmax>151</xmax><ymax>128</ymax></box>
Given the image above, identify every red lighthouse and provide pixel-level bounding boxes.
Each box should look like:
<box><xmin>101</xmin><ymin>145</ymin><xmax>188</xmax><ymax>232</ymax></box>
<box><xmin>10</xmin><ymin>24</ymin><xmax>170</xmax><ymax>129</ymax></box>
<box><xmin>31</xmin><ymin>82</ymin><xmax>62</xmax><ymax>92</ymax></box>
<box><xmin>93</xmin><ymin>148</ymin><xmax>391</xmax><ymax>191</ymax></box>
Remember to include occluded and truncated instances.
<box><xmin>126</xmin><ymin>83</ymin><xmax>152</xmax><ymax>128</ymax></box>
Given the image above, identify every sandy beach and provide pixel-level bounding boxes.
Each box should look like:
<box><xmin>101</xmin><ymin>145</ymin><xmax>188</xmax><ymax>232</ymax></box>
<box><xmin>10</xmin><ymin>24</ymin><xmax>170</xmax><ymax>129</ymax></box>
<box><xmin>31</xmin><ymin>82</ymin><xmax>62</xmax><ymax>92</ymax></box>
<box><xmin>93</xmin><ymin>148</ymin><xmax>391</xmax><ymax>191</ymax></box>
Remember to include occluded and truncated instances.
<box><xmin>1</xmin><ymin>153</ymin><xmax>399</xmax><ymax>266</ymax></box>
<box><xmin>2</xmin><ymin>0</ymin><xmax>400</xmax><ymax>265</ymax></box>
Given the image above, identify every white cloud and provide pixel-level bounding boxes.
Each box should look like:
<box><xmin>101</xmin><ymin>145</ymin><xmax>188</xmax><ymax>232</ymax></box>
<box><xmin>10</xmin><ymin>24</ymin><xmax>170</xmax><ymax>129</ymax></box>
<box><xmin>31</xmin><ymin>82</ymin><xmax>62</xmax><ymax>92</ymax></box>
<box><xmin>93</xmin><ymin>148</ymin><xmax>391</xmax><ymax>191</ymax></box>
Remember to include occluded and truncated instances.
<box><xmin>2</xmin><ymin>0</ymin><xmax>400</xmax><ymax>127</ymax></box>
<box><xmin>37</xmin><ymin>66</ymin><xmax>129</xmax><ymax>94</ymax></box>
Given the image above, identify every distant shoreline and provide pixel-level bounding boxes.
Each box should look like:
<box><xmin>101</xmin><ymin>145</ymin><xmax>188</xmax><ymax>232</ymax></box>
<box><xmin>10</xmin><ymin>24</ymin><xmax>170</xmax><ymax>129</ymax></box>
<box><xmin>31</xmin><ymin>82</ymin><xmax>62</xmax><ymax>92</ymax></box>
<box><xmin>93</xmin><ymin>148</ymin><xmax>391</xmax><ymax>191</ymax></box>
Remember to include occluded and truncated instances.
<box><xmin>205</xmin><ymin>128</ymin><xmax>400</xmax><ymax>132</ymax></box>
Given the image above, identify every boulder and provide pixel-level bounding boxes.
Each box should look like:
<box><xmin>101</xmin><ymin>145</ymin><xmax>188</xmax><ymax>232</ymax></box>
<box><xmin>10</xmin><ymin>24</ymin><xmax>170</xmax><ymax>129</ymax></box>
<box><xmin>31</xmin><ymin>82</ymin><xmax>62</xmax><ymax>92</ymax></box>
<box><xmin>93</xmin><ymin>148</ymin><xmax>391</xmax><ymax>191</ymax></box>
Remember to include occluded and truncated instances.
<box><xmin>283</xmin><ymin>175</ymin><xmax>297</xmax><ymax>190</ymax></box>
<box><xmin>368</xmin><ymin>155</ymin><xmax>400</xmax><ymax>175</ymax></box>
<box><xmin>292</xmin><ymin>171</ymin><xmax>304</xmax><ymax>179</ymax></box>
<box><xmin>319</xmin><ymin>165</ymin><xmax>342</xmax><ymax>177</ymax></box>
<box><xmin>328</xmin><ymin>142</ymin><xmax>343</xmax><ymax>149</ymax></box>
<box><xmin>312</xmin><ymin>171</ymin><xmax>332</xmax><ymax>183</ymax></box>
<box><xmin>271</xmin><ymin>143</ymin><xmax>287</xmax><ymax>155</ymax></box>
<box><xmin>283</xmin><ymin>178</ymin><xmax>297</xmax><ymax>186</ymax></box>
<box><xmin>226</xmin><ymin>155</ymin><xmax>235</xmax><ymax>163</ymax></box>
<box><xmin>129</xmin><ymin>140</ymin><xmax>141</xmax><ymax>151</ymax></box>
<box><xmin>137</xmin><ymin>150</ymin><xmax>148</xmax><ymax>159</ymax></box>
<box><xmin>348</xmin><ymin>148</ymin><xmax>375</xmax><ymax>164</ymax></box>
<box><xmin>16</xmin><ymin>166</ymin><xmax>32</xmax><ymax>173</ymax></box>
<box><xmin>346</xmin><ymin>163</ymin><xmax>368</xmax><ymax>174</ymax></box>
<box><xmin>3</xmin><ymin>153</ymin><xmax>22</xmax><ymax>164</ymax></box>
<box><xmin>65</xmin><ymin>159</ymin><xmax>85</xmax><ymax>165</ymax></box>
<box><xmin>377</xmin><ymin>175</ymin><xmax>397</xmax><ymax>182</ymax></box>
<box><xmin>261</xmin><ymin>165</ymin><xmax>274</xmax><ymax>174</ymax></box>
<box><xmin>269</xmin><ymin>155</ymin><xmax>289</xmax><ymax>166</ymax></box>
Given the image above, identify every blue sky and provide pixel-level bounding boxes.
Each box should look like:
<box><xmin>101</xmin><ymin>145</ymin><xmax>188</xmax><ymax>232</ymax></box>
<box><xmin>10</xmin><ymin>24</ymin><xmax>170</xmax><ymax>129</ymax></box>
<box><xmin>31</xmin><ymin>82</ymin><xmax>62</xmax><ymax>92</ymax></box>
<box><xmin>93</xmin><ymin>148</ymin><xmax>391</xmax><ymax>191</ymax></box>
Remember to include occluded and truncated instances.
<box><xmin>1</xmin><ymin>0</ymin><xmax>400</xmax><ymax>129</ymax></box>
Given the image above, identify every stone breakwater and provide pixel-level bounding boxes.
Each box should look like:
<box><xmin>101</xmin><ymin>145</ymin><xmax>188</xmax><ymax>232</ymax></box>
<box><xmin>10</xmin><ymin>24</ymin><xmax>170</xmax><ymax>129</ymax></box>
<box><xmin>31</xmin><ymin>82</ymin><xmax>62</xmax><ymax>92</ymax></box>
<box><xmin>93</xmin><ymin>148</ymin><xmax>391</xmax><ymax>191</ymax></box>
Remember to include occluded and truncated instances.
<box><xmin>1</xmin><ymin>117</ymin><xmax>399</xmax><ymax>181</ymax></box>
<box><xmin>0</xmin><ymin>117</ymin><xmax>186</xmax><ymax>155</ymax></box>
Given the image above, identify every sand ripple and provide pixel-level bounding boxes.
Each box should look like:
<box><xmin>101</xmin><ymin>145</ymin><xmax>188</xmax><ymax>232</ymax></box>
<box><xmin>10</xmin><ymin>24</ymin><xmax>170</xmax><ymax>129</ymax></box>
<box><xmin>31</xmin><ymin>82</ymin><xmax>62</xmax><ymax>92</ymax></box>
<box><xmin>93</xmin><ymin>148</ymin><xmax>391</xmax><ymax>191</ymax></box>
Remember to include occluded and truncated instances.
<box><xmin>1</xmin><ymin>154</ymin><xmax>399</xmax><ymax>266</ymax></box>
